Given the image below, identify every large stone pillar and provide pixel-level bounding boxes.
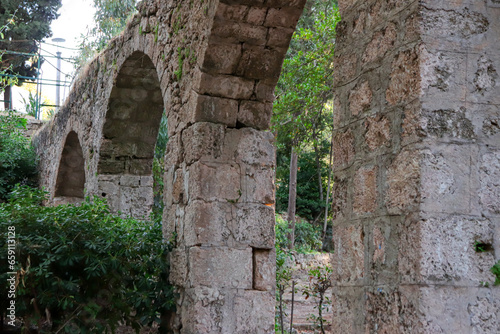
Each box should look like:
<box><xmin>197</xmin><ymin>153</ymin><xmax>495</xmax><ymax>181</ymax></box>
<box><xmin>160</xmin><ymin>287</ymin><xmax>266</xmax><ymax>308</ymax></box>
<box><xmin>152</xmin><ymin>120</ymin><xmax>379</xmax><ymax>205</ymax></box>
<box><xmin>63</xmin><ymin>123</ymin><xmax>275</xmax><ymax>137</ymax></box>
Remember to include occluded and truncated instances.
<box><xmin>332</xmin><ymin>0</ymin><xmax>499</xmax><ymax>332</ymax></box>
<box><xmin>163</xmin><ymin>1</ymin><xmax>306</xmax><ymax>332</ymax></box>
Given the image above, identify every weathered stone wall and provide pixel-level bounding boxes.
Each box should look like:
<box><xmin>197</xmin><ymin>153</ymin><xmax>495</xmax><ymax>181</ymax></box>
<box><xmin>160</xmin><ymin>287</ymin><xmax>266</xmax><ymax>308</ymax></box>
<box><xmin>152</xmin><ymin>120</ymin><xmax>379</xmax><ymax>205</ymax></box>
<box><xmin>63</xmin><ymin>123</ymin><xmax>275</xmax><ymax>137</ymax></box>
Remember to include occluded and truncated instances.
<box><xmin>332</xmin><ymin>0</ymin><xmax>499</xmax><ymax>332</ymax></box>
<box><xmin>33</xmin><ymin>0</ymin><xmax>306</xmax><ymax>332</ymax></box>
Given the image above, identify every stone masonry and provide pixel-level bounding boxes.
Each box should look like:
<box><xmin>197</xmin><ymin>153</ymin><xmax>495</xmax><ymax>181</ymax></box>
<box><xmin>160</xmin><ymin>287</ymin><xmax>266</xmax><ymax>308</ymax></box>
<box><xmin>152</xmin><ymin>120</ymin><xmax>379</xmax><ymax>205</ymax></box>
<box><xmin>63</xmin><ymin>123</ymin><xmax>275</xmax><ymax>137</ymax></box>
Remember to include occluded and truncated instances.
<box><xmin>32</xmin><ymin>0</ymin><xmax>500</xmax><ymax>332</ymax></box>
<box><xmin>332</xmin><ymin>0</ymin><xmax>500</xmax><ymax>332</ymax></box>
<box><xmin>33</xmin><ymin>0</ymin><xmax>306</xmax><ymax>333</ymax></box>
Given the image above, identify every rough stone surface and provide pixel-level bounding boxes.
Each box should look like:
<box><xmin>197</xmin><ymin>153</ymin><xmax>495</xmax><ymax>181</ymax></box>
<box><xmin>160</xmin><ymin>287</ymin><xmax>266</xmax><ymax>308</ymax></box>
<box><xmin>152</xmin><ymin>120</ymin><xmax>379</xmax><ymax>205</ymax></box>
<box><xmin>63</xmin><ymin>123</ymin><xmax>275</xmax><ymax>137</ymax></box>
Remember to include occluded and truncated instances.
<box><xmin>32</xmin><ymin>0</ymin><xmax>307</xmax><ymax>332</ymax></box>
<box><xmin>30</xmin><ymin>0</ymin><xmax>500</xmax><ymax>332</ymax></box>
<box><xmin>331</xmin><ymin>0</ymin><xmax>500</xmax><ymax>332</ymax></box>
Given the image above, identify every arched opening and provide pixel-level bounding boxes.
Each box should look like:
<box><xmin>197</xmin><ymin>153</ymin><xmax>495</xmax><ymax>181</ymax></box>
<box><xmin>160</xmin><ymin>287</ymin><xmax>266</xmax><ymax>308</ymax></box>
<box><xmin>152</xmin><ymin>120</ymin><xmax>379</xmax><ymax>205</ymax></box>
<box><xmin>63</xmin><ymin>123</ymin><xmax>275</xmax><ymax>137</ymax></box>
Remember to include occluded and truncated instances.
<box><xmin>54</xmin><ymin>131</ymin><xmax>85</xmax><ymax>204</ymax></box>
<box><xmin>97</xmin><ymin>51</ymin><xmax>164</xmax><ymax>218</ymax></box>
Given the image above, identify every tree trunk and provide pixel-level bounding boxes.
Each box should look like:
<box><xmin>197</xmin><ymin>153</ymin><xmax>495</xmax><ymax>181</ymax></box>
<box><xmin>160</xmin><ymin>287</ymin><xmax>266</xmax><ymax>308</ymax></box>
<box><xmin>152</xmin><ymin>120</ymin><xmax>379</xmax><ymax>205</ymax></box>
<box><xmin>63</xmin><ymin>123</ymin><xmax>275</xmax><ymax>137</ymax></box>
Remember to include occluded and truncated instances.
<box><xmin>4</xmin><ymin>85</ymin><xmax>12</xmax><ymax>110</ymax></box>
<box><xmin>314</xmin><ymin>142</ymin><xmax>323</xmax><ymax>202</ymax></box>
<box><xmin>323</xmin><ymin>133</ymin><xmax>334</xmax><ymax>241</ymax></box>
<box><xmin>287</xmin><ymin>147</ymin><xmax>298</xmax><ymax>249</ymax></box>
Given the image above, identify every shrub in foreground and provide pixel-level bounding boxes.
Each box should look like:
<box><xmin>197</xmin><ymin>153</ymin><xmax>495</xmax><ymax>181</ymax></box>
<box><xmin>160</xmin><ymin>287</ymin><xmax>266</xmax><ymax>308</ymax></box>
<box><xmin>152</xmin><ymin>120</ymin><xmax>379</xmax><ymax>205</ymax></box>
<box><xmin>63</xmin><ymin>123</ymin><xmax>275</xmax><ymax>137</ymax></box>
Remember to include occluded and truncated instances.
<box><xmin>0</xmin><ymin>186</ymin><xmax>175</xmax><ymax>333</ymax></box>
<box><xmin>0</xmin><ymin>112</ymin><xmax>38</xmax><ymax>201</ymax></box>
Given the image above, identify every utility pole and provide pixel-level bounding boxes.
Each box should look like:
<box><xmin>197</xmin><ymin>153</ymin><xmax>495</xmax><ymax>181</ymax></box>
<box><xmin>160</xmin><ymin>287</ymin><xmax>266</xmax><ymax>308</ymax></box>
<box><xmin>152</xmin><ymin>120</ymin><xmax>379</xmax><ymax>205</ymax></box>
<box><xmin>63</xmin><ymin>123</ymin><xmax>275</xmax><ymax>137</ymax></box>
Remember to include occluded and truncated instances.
<box><xmin>55</xmin><ymin>51</ymin><xmax>61</xmax><ymax>111</ymax></box>
<box><xmin>52</xmin><ymin>37</ymin><xmax>65</xmax><ymax>113</ymax></box>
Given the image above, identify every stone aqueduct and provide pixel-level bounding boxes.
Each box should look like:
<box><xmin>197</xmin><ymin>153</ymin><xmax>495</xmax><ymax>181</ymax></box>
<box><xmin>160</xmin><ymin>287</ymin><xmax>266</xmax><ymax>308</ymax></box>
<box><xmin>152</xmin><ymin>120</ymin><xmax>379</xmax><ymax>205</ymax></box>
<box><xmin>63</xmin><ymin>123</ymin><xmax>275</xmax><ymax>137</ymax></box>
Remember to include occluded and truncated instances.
<box><xmin>33</xmin><ymin>0</ymin><xmax>499</xmax><ymax>332</ymax></box>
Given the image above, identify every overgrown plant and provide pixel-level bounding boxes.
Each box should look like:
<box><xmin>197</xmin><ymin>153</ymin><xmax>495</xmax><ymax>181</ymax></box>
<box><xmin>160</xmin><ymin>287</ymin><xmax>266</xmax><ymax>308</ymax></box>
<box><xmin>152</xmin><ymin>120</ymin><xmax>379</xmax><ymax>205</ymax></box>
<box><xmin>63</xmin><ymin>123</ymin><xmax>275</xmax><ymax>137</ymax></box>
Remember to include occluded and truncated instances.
<box><xmin>492</xmin><ymin>261</ymin><xmax>500</xmax><ymax>286</ymax></box>
<box><xmin>0</xmin><ymin>111</ymin><xmax>38</xmax><ymax>201</ymax></box>
<box><xmin>153</xmin><ymin>112</ymin><xmax>168</xmax><ymax>216</ymax></box>
<box><xmin>0</xmin><ymin>186</ymin><xmax>176</xmax><ymax>333</ymax></box>
<box><xmin>302</xmin><ymin>265</ymin><xmax>333</xmax><ymax>334</ymax></box>
<box><xmin>275</xmin><ymin>218</ymin><xmax>293</xmax><ymax>334</ymax></box>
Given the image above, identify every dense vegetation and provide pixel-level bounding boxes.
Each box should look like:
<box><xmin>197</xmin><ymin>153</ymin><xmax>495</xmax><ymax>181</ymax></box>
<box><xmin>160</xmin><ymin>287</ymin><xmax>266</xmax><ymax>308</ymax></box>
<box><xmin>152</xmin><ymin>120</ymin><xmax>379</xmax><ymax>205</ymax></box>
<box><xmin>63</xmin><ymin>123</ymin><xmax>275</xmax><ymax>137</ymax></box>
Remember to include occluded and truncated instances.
<box><xmin>272</xmin><ymin>0</ymin><xmax>340</xmax><ymax>247</ymax></box>
<box><xmin>0</xmin><ymin>111</ymin><xmax>38</xmax><ymax>201</ymax></box>
<box><xmin>0</xmin><ymin>186</ymin><xmax>175</xmax><ymax>333</ymax></box>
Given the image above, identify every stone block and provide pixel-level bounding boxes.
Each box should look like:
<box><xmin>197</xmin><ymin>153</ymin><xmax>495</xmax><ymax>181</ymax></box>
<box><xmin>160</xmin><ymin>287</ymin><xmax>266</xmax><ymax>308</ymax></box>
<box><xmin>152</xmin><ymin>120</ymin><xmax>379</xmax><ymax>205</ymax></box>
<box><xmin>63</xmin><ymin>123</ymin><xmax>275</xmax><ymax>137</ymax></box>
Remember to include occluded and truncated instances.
<box><xmin>353</xmin><ymin>165</ymin><xmax>377</xmax><ymax>215</ymax></box>
<box><xmin>188</xmin><ymin>247</ymin><xmax>252</xmax><ymax>289</ymax></box>
<box><xmin>172</xmin><ymin>167</ymin><xmax>186</xmax><ymax>204</ymax></box>
<box><xmin>236</xmin><ymin>45</ymin><xmax>285</xmax><ymax>81</ymax></box>
<box><xmin>467</xmin><ymin>102</ymin><xmax>500</xmax><ymax>148</ymax></box>
<box><xmin>128</xmin><ymin>158</ymin><xmax>152</xmax><ymax>175</ymax></box>
<box><xmin>267</xmin><ymin>27</ymin><xmax>295</xmax><ymax>48</ymax></box>
<box><xmin>252</xmin><ymin>249</ymin><xmax>275</xmax><ymax>291</ymax></box>
<box><xmin>182</xmin><ymin>122</ymin><xmax>225</xmax><ymax>165</ymax></box>
<box><xmin>98</xmin><ymin>159</ymin><xmax>126</xmax><ymax>174</ymax></box>
<box><xmin>139</xmin><ymin>175</ymin><xmax>153</xmax><ymax>187</ymax></box>
<box><xmin>331</xmin><ymin>174</ymin><xmax>349</xmax><ymax>221</ymax></box>
<box><xmin>369</xmin><ymin>217</ymin><xmax>400</xmax><ymax>285</ymax></box>
<box><xmin>237</xmin><ymin>100</ymin><xmax>272</xmax><ymax>130</ymax></box>
<box><xmin>401</xmin><ymin>99</ymin><xmax>424</xmax><ymax>145</ymax></box>
<box><xmin>420</xmin><ymin>145</ymin><xmax>479</xmax><ymax>215</ymax></box>
<box><xmin>255</xmin><ymin>81</ymin><xmax>275</xmax><ymax>102</ymax></box>
<box><xmin>202</xmin><ymin>43</ymin><xmax>241</xmax><ymax>75</ymax></box>
<box><xmin>188</xmin><ymin>161</ymin><xmax>241</xmax><ymax>202</ymax></box>
<box><xmin>246</xmin><ymin>7</ymin><xmax>267</xmax><ymax>25</ymax></box>
<box><xmin>120</xmin><ymin>185</ymin><xmax>153</xmax><ymax>218</ymax></box>
<box><xmin>211</xmin><ymin>19</ymin><xmax>267</xmax><ymax>45</ymax></box>
<box><xmin>364</xmin><ymin>286</ymin><xmax>421</xmax><ymax>333</ymax></box>
<box><xmin>192</xmin><ymin>94</ymin><xmax>238</xmax><ymax>127</ymax></box>
<box><xmin>466</xmin><ymin>54</ymin><xmax>500</xmax><ymax>105</ymax></box>
<box><xmin>362</xmin><ymin>22</ymin><xmax>397</xmax><ymax>64</ymax></box>
<box><xmin>198</xmin><ymin>72</ymin><xmax>254</xmax><ymax>100</ymax></box>
<box><xmin>349</xmin><ymin>80</ymin><xmax>372</xmax><ymax>116</ymax></box>
<box><xmin>331</xmin><ymin>286</ymin><xmax>364</xmax><ymax>333</ymax></box>
<box><xmin>420</xmin><ymin>48</ymin><xmax>467</xmax><ymax>107</ymax></box>
<box><xmin>418</xmin><ymin>286</ymin><xmax>500</xmax><ymax>333</ymax></box>
<box><xmin>169</xmin><ymin>247</ymin><xmax>188</xmax><ymax>287</ymax></box>
<box><xmin>183</xmin><ymin>200</ymin><xmax>232</xmax><ymax>247</ymax></box>
<box><xmin>332</xmin><ymin>223</ymin><xmax>365</xmax><ymax>285</ymax></box>
<box><xmin>264</xmin><ymin>7</ymin><xmax>303</xmax><ymax>29</ymax></box>
<box><xmin>180</xmin><ymin>287</ymin><xmax>228</xmax><ymax>333</ymax></box>
<box><xmin>223</xmin><ymin>128</ymin><xmax>275</xmax><ymax>167</ymax></box>
<box><xmin>231</xmin><ymin>290</ymin><xmax>274</xmax><ymax>333</ymax></box>
<box><xmin>400</xmin><ymin>215</ymin><xmax>496</xmax><ymax>285</ymax></box>
<box><xmin>333</xmin><ymin>129</ymin><xmax>355</xmax><ymax>169</ymax></box>
<box><xmin>479</xmin><ymin>150</ymin><xmax>500</xmax><ymax>214</ymax></box>
<box><xmin>334</xmin><ymin>52</ymin><xmax>358</xmax><ymax>84</ymax></box>
<box><xmin>385</xmin><ymin>149</ymin><xmax>421</xmax><ymax>215</ymax></box>
<box><xmin>164</xmin><ymin>134</ymin><xmax>182</xmax><ymax>167</ymax></box>
<box><xmin>119</xmin><ymin>175</ymin><xmax>141</xmax><ymax>187</ymax></box>
<box><xmin>364</xmin><ymin>115</ymin><xmax>391</xmax><ymax>151</ymax></box>
<box><xmin>240</xmin><ymin>165</ymin><xmax>274</xmax><ymax>204</ymax></box>
<box><xmin>232</xmin><ymin>204</ymin><xmax>275</xmax><ymax>249</ymax></box>
<box><xmin>215</xmin><ymin>3</ymin><xmax>248</xmax><ymax>22</ymax></box>
<box><xmin>386</xmin><ymin>47</ymin><xmax>420</xmax><ymax>106</ymax></box>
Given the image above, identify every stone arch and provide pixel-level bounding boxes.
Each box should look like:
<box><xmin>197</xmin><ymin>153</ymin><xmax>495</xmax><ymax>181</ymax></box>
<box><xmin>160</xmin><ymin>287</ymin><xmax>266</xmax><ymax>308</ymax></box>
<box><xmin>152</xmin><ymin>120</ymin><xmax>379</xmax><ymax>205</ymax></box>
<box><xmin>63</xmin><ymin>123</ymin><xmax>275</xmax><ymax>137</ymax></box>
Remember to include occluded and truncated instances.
<box><xmin>97</xmin><ymin>51</ymin><xmax>164</xmax><ymax>218</ymax></box>
<box><xmin>54</xmin><ymin>130</ymin><xmax>85</xmax><ymax>204</ymax></box>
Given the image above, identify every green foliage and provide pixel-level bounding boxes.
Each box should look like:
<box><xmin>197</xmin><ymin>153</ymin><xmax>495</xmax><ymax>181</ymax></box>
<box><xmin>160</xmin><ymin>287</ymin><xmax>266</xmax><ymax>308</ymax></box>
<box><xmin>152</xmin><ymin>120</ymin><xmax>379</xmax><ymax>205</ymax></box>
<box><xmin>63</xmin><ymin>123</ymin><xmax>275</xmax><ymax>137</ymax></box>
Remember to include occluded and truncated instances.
<box><xmin>76</xmin><ymin>0</ymin><xmax>137</xmax><ymax>68</ymax></box>
<box><xmin>0</xmin><ymin>0</ymin><xmax>62</xmax><ymax>83</ymax></box>
<box><xmin>272</xmin><ymin>0</ymin><xmax>339</xmax><ymax>225</ymax></box>
<box><xmin>153</xmin><ymin>112</ymin><xmax>168</xmax><ymax>216</ymax></box>
<box><xmin>272</xmin><ymin>0</ymin><xmax>340</xmax><ymax>149</ymax></box>
<box><xmin>0</xmin><ymin>186</ymin><xmax>175</xmax><ymax>333</ymax></box>
<box><xmin>276</xmin><ymin>215</ymin><xmax>321</xmax><ymax>253</ymax></box>
<box><xmin>0</xmin><ymin>111</ymin><xmax>38</xmax><ymax>201</ymax></box>
<box><xmin>491</xmin><ymin>261</ymin><xmax>500</xmax><ymax>286</ymax></box>
<box><xmin>276</xmin><ymin>144</ymin><xmax>330</xmax><ymax>221</ymax></box>
<box><xmin>302</xmin><ymin>265</ymin><xmax>333</xmax><ymax>334</ymax></box>
<box><xmin>294</xmin><ymin>221</ymin><xmax>322</xmax><ymax>253</ymax></box>
<box><xmin>275</xmin><ymin>218</ymin><xmax>293</xmax><ymax>334</ymax></box>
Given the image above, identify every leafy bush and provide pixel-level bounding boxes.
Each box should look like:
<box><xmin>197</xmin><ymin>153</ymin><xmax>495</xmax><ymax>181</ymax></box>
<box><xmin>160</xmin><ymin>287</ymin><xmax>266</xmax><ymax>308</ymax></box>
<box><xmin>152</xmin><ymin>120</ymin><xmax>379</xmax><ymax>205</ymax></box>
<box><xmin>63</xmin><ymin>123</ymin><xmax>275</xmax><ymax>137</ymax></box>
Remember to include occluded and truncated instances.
<box><xmin>294</xmin><ymin>221</ymin><xmax>322</xmax><ymax>253</ymax></box>
<box><xmin>0</xmin><ymin>111</ymin><xmax>38</xmax><ymax>201</ymax></box>
<box><xmin>492</xmin><ymin>261</ymin><xmax>500</xmax><ymax>286</ymax></box>
<box><xmin>275</xmin><ymin>215</ymin><xmax>321</xmax><ymax>253</ymax></box>
<box><xmin>0</xmin><ymin>186</ymin><xmax>175</xmax><ymax>333</ymax></box>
